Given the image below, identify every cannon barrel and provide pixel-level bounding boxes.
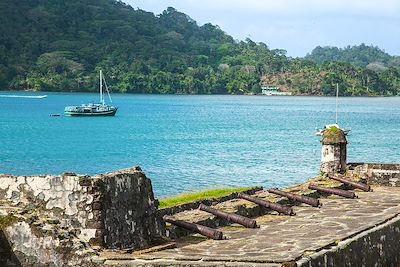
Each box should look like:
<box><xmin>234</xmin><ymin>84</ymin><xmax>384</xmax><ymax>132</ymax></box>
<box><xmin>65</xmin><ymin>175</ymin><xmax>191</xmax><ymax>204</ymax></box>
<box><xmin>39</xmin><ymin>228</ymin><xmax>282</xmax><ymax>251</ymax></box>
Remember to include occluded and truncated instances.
<box><xmin>267</xmin><ymin>188</ymin><xmax>320</xmax><ymax>207</ymax></box>
<box><xmin>163</xmin><ymin>215</ymin><xmax>223</xmax><ymax>240</ymax></box>
<box><xmin>328</xmin><ymin>175</ymin><xmax>371</xmax><ymax>192</ymax></box>
<box><xmin>199</xmin><ymin>204</ymin><xmax>257</xmax><ymax>228</ymax></box>
<box><xmin>238</xmin><ymin>193</ymin><xmax>295</xmax><ymax>216</ymax></box>
<box><xmin>308</xmin><ymin>184</ymin><xmax>356</xmax><ymax>199</ymax></box>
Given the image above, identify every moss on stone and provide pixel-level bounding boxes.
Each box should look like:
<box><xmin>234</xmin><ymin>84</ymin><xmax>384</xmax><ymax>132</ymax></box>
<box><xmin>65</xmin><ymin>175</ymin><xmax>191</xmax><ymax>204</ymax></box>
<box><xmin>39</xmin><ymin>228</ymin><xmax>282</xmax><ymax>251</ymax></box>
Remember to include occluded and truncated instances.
<box><xmin>322</xmin><ymin>126</ymin><xmax>347</xmax><ymax>145</ymax></box>
<box><xmin>0</xmin><ymin>214</ymin><xmax>21</xmax><ymax>230</ymax></box>
<box><xmin>79</xmin><ymin>175</ymin><xmax>92</xmax><ymax>186</ymax></box>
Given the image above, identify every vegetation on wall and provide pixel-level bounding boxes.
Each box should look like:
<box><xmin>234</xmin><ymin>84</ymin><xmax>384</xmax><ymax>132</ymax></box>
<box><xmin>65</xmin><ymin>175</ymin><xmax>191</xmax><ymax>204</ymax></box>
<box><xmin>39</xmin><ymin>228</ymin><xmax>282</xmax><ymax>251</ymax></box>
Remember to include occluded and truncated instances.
<box><xmin>1</xmin><ymin>0</ymin><xmax>399</xmax><ymax>95</ymax></box>
<box><xmin>158</xmin><ymin>187</ymin><xmax>253</xmax><ymax>209</ymax></box>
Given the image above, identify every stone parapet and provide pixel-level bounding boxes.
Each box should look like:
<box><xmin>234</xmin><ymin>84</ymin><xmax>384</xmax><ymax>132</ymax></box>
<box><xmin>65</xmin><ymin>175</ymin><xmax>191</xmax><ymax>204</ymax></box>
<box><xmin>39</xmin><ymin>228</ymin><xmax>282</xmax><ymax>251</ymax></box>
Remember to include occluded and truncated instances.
<box><xmin>104</xmin><ymin>185</ymin><xmax>400</xmax><ymax>267</ymax></box>
<box><xmin>159</xmin><ymin>187</ymin><xmax>263</xmax><ymax>217</ymax></box>
<box><xmin>99</xmin><ymin>168</ymin><xmax>165</xmax><ymax>249</ymax></box>
<box><xmin>349</xmin><ymin>163</ymin><xmax>400</xmax><ymax>186</ymax></box>
<box><xmin>297</xmin><ymin>214</ymin><xmax>400</xmax><ymax>267</ymax></box>
<box><xmin>0</xmin><ymin>166</ymin><xmax>165</xmax><ymax>266</ymax></box>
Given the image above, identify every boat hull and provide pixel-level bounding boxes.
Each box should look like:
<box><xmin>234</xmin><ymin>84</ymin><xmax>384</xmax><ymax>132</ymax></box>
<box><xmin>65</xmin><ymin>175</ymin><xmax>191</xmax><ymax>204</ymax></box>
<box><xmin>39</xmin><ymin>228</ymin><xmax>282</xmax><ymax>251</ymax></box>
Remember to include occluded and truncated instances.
<box><xmin>64</xmin><ymin>70</ymin><xmax>117</xmax><ymax>117</ymax></box>
<box><xmin>64</xmin><ymin>108</ymin><xmax>118</xmax><ymax>116</ymax></box>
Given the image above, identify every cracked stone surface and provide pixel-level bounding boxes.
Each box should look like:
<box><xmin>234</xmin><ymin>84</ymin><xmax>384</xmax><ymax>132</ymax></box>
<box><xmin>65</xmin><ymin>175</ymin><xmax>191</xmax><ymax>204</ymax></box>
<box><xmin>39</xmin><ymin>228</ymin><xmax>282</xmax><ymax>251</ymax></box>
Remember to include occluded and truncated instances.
<box><xmin>104</xmin><ymin>186</ymin><xmax>400</xmax><ymax>265</ymax></box>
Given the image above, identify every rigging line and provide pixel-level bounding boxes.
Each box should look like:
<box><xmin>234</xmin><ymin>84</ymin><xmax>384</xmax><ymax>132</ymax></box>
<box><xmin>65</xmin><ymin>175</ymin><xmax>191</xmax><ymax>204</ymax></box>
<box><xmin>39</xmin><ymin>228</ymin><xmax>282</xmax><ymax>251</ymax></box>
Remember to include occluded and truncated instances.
<box><xmin>103</xmin><ymin>75</ymin><xmax>113</xmax><ymax>103</ymax></box>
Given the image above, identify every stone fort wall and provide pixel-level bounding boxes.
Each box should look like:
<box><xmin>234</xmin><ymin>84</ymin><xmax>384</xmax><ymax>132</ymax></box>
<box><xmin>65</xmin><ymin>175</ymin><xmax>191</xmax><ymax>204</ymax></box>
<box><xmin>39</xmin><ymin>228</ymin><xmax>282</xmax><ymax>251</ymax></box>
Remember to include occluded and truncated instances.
<box><xmin>1</xmin><ymin>163</ymin><xmax>400</xmax><ymax>266</ymax></box>
<box><xmin>349</xmin><ymin>162</ymin><xmax>400</xmax><ymax>186</ymax></box>
<box><xmin>0</xmin><ymin>167</ymin><xmax>165</xmax><ymax>266</ymax></box>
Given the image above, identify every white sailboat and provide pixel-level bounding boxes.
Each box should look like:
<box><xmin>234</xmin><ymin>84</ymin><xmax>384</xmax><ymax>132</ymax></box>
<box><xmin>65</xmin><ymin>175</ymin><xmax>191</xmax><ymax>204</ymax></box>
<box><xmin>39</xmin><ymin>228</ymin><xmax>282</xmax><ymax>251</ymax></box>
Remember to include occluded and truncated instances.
<box><xmin>64</xmin><ymin>70</ymin><xmax>118</xmax><ymax>116</ymax></box>
<box><xmin>315</xmin><ymin>83</ymin><xmax>350</xmax><ymax>136</ymax></box>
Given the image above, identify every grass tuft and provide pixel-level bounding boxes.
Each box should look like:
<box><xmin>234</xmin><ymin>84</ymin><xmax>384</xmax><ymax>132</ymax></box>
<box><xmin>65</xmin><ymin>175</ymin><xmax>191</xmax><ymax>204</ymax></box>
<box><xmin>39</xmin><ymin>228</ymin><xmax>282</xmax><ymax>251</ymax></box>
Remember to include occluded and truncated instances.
<box><xmin>159</xmin><ymin>187</ymin><xmax>252</xmax><ymax>209</ymax></box>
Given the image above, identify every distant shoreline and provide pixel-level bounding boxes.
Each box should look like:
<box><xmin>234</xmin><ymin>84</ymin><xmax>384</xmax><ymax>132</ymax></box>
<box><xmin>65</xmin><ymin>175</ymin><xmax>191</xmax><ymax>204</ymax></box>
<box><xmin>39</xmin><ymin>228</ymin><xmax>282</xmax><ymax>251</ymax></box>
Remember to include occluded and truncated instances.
<box><xmin>0</xmin><ymin>89</ymin><xmax>399</xmax><ymax>97</ymax></box>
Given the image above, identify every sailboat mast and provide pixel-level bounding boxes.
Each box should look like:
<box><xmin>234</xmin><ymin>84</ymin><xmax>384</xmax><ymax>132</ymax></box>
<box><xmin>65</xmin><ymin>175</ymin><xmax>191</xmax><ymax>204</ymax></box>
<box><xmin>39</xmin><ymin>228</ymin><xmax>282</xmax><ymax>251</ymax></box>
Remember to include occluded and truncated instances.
<box><xmin>335</xmin><ymin>83</ymin><xmax>339</xmax><ymax>124</ymax></box>
<box><xmin>100</xmin><ymin>70</ymin><xmax>104</xmax><ymax>105</ymax></box>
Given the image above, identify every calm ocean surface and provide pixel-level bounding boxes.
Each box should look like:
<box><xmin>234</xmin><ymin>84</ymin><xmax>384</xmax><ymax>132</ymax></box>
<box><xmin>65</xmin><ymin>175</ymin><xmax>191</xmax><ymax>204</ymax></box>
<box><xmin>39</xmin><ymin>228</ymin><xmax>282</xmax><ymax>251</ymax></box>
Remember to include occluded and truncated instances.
<box><xmin>0</xmin><ymin>92</ymin><xmax>399</xmax><ymax>198</ymax></box>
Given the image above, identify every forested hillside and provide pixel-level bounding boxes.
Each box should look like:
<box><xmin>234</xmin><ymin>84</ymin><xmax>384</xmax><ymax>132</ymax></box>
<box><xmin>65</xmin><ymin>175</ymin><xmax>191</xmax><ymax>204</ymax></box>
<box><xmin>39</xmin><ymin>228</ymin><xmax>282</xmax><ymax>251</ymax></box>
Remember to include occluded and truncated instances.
<box><xmin>305</xmin><ymin>44</ymin><xmax>395</xmax><ymax>67</ymax></box>
<box><xmin>262</xmin><ymin>44</ymin><xmax>400</xmax><ymax>96</ymax></box>
<box><xmin>1</xmin><ymin>0</ymin><xmax>399</xmax><ymax>95</ymax></box>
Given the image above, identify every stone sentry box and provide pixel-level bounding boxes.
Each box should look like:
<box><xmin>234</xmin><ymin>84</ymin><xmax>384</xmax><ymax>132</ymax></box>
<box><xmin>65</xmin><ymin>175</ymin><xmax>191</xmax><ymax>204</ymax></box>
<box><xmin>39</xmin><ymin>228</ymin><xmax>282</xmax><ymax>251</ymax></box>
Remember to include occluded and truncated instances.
<box><xmin>320</xmin><ymin>127</ymin><xmax>347</xmax><ymax>174</ymax></box>
<box><xmin>0</xmin><ymin>166</ymin><xmax>165</xmax><ymax>260</ymax></box>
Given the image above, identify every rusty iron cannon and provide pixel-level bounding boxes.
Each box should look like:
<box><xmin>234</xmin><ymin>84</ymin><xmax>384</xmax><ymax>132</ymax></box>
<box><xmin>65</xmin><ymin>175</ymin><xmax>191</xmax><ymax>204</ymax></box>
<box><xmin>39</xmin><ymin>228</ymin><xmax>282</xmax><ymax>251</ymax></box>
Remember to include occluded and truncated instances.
<box><xmin>267</xmin><ymin>188</ymin><xmax>321</xmax><ymax>207</ymax></box>
<box><xmin>163</xmin><ymin>215</ymin><xmax>223</xmax><ymax>240</ymax></box>
<box><xmin>199</xmin><ymin>204</ymin><xmax>257</xmax><ymax>228</ymax></box>
<box><xmin>238</xmin><ymin>193</ymin><xmax>295</xmax><ymax>216</ymax></box>
<box><xmin>328</xmin><ymin>175</ymin><xmax>371</xmax><ymax>192</ymax></box>
<box><xmin>308</xmin><ymin>184</ymin><xmax>357</xmax><ymax>199</ymax></box>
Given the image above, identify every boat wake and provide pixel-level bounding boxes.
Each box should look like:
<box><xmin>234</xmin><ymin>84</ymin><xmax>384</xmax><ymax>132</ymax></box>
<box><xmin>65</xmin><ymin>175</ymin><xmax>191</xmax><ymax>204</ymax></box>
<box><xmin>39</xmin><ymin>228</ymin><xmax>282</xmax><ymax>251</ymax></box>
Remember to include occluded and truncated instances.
<box><xmin>0</xmin><ymin>95</ymin><xmax>47</xmax><ymax>99</ymax></box>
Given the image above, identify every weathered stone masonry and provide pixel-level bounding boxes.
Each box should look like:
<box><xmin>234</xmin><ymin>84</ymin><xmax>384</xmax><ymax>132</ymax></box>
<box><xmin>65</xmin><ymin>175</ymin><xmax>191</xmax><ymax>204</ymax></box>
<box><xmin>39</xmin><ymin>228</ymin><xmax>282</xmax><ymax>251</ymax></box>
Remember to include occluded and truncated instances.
<box><xmin>105</xmin><ymin>166</ymin><xmax>400</xmax><ymax>267</ymax></box>
<box><xmin>99</xmin><ymin>168</ymin><xmax>165</xmax><ymax>249</ymax></box>
<box><xmin>297</xmin><ymin>213</ymin><xmax>400</xmax><ymax>267</ymax></box>
<box><xmin>2</xmin><ymin>161</ymin><xmax>400</xmax><ymax>267</ymax></box>
<box><xmin>0</xmin><ymin>167</ymin><xmax>165</xmax><ymax>266</ymax></box>
<box><xmin>350</xmin><ymin>163</ymin><xmax>400</xmax><ymax>187</ymax></box>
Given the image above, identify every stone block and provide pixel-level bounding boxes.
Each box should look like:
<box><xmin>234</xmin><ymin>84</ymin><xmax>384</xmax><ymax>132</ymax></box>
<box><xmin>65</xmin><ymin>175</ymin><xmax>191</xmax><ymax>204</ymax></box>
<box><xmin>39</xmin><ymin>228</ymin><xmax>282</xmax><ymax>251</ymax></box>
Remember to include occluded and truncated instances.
<box><xmin>0</xmin><ymin>166</ymin><xmax>166</xmax><ymax>265</ymax></box>
<box><xmin>99</xmin><ymin>168</ymin><xmax>166</xmax><ymax>250</ymax></box>
<box><xmin>91</xmin><ymin>201</ymin><xmax>102</xmax><ymax>210</ymax></box>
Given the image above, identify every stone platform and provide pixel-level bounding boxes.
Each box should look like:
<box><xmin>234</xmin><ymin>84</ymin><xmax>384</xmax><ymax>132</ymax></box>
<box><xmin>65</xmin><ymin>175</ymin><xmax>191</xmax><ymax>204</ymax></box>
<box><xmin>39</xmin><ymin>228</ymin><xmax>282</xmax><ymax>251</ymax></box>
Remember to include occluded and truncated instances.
<box><xmin>102</xmin><ymin>186</ymin><xmax>400</xmax><ymax>266</ymax></box>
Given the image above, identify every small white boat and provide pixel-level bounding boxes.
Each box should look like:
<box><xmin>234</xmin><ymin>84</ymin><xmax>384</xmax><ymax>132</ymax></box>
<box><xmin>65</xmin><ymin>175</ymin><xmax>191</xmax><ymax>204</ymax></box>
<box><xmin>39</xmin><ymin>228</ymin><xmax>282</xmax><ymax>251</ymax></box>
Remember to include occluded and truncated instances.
<box><xmin>315</xmin><ymin>84</ymin><xmax>351</xmax><ymax>136</ymax></box>
<box><xmin>0</xmin><ymin>94</ymin><xmax>47</xmax><ymax>99</ymax></box>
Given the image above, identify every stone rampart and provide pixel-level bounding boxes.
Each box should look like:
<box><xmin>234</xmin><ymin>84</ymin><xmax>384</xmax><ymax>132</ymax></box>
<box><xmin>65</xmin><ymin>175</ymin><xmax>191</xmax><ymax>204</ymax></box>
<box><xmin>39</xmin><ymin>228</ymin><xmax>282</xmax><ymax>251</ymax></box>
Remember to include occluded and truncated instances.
<box><xmin>2</xmin><ymin>163</ymin><xmax>400</xmax><ymax>267</ymax></box>
<box><xmin>349</xmin><ymin>162</ymin><xmax>400</xmax><ymax>186</ymax></box>
<box><xmin>297</xmin><ymin>214</ymin><xmax>400</xmax><ymax>266</ymax></box>
<box><xmin>0</xmin><ymin>167</ymin><xmax>165</xmax><ymax>266</ymax></box>
<box><xmin>159</xmin><ymin>187</ymin><xmax>263</xmax><ymax>217</ymax></box>
<box><xmin>101</xmin><ymin>164</ymin><xmax>400</xmax><ymax>267</ymax></box>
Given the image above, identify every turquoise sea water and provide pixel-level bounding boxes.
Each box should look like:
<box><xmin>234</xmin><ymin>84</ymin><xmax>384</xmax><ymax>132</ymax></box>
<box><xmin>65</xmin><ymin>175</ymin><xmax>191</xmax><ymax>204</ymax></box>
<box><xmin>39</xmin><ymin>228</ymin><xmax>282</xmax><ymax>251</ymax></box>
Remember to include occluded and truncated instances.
<box><xmin>0</xmin><ymin>92</ymin><xmax>399</xmax><ymax>198</ymax></box>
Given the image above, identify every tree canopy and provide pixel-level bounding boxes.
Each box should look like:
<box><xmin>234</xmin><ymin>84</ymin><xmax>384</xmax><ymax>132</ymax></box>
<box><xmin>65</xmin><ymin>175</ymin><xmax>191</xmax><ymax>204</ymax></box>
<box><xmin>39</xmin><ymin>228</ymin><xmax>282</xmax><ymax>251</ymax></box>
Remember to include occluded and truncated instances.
<box><xmin>0</xmin><ymin>0</ymin><xmax>399</xmax><ymax>96</ymax></box>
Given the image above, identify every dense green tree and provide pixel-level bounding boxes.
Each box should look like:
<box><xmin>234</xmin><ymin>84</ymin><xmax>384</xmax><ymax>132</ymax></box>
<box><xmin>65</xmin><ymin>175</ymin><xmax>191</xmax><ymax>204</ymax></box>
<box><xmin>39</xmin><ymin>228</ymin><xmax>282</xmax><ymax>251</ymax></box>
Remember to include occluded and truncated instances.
<box><xmin>305</xmin><ymin>44</ymin><xmax>393</xmax><ymax>68</ymax></box>
<box><xmin>0</xmin><ymin>0</ymin><xmax>399</xmax><ymax>95</ymax></box>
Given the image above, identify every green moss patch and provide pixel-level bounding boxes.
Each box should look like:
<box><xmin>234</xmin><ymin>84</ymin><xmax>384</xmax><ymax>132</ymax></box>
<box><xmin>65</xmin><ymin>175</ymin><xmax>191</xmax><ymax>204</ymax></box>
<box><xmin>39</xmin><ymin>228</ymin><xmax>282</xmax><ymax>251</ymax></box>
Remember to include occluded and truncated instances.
<box><xmin>0</xmin><ymin>214</ymin><xmax>21</xmax><ymax>230</ymax></box>
<box><xmin>322</xmin><ymin>126</ymin><xmax>347</xmax><ymax>144</ymax></box>
<box><xmin>327</xmin><ymin>126</ymin><xmax>339</xmax><ymax>134</ymax></box>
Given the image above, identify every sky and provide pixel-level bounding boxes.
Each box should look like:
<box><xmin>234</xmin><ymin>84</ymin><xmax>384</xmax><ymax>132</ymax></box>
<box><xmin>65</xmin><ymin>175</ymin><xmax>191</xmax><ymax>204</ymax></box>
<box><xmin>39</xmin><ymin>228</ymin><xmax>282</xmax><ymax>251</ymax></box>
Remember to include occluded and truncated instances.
<box><xmin>124</xmin><ymin>0</ymin><xmax>400</xmax><ymax>58</ymax></box>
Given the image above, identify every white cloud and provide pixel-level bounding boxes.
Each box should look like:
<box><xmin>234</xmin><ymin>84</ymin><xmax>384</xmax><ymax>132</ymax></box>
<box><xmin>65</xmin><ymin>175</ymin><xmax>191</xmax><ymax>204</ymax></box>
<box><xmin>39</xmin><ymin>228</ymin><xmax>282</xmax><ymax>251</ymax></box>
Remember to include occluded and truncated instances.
<box><xmin>124</xmin><ymin>0</ymin><xmax>400</xmax><ymax>56</ymax></box>
<box><xmin>131</xmin><ymin>0</ymin><xmax>400</xmax><ymax>17</ymax></box>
